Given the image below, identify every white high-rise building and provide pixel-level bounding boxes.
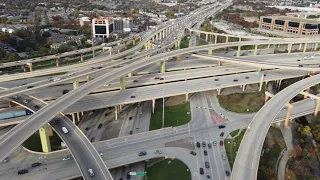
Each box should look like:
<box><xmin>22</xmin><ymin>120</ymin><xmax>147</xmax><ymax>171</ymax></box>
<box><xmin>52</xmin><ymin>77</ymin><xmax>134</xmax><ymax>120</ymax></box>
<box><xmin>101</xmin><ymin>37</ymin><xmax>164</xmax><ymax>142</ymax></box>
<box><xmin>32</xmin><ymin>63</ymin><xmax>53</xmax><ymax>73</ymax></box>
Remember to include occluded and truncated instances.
<box><xmin>92</xmin><ymin>17</ymin><xmax>114</xmax><ymax>39</ymax></box>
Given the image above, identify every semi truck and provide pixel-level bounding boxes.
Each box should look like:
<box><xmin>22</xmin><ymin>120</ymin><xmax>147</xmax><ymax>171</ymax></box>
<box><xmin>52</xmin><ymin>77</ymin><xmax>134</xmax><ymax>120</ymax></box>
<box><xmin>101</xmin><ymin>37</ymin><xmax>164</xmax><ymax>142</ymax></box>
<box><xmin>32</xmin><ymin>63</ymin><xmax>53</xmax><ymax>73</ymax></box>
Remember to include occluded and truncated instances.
<box><xmin>0</xmin><ymin>109</ymin><xmax>33</xmax><ymax>120</ymax></box>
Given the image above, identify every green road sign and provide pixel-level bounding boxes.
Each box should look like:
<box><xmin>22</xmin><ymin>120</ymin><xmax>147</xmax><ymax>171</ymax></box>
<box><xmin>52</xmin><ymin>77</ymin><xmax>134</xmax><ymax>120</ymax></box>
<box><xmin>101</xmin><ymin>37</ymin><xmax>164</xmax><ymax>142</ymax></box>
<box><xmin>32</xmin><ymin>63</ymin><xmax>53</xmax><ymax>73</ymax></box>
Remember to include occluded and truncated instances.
<box><xmin>136</xmin><ymin>172</ymin><xmax>146</xmax><ymax>176</ymax></box>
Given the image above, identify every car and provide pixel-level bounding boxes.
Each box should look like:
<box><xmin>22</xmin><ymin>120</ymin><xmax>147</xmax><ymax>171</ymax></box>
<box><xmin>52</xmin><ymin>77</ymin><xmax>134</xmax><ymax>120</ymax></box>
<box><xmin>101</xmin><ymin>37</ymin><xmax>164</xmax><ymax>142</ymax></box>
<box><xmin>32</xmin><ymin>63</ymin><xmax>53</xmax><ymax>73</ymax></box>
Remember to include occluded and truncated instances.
<box><xmin>31</xmin><ymin>162</ymin><xmax>42</xmax><ymax>167</ymax></box>
<box><xmin>204</xmin><ymin>150</ymin><xmax>208</xmax><ymax>156</ymax></box>
<box><xmin>220</xmin><ymin>132</ymin><xmax>224</xmax><ymax>137</ymax></box>
<box><xmin>138</xmin><ymin>151</ymin><xmax>147</xmax><ymax>156</ymax></box>
<box><xmin>233</xmin><ymin>79</ymin><xmax>238</xmax><ymax>82</ymax></box>
<box><xmin>222</xmin><ymin>154</ymin><xmax>226</xmax><ymax>160</ymax></box>
<box><xmin>160</xmin><ymin>77</ymin><xmax>164</xmax><ymax>80</ymax></box>
<box><xmin>202</xmin><ymin>141</ymin><xmax>206</xmax><ymax>147</ymax></box>
<box><xmin>53</xmin><ymin>77</ymin><xmax>60</xmax><ymax>82</ymax></box>
<box><xmin>129</xmin><ymin>130</ymin><xmax>133</xmax><ymax>135</ymax></box>
<box><xmin>85</xmin><ymin>127</ymin><xmax>89</xmax><ymax>131</ymax></box>
<box><xmin>129</xmin><ymin>117</ymin><xmax>132</xmax><ymax>120</ymax></box>
<box><xmin>67</xmin><ymin>73</ymin><xmax>74</xmax><ymax>76</ymax></box>
<box><xmin>190</xmin><ymin>151</ymin><xmax>196</xmax><ymax>155</ymax></box>
<box><xmin>100</xmin><ymin>153</ymin><xmax>103</xmax><ymax>156</ymax></box>
<box><xmin>199</xmin><ymin>168</ymin><xmax>204</xmax><ymax>175</ymax></box>
<box><xmin>17</xmin><ymin>169</ymin><xmax>29</xmax><ymax>175</ymax></box>
<box><xmin>213</xmin><ymin>141</ymin><xmax>217</xmax><ymax>146</ymax></box>
<box><xmin>205</xmin><ymin>162</ymin><xmax>210</xmax><ymax>168</ymax></box>
<box><xmin>218</xmin><ymin>125</ymin><xmax>226</xmax><ymax>129</ymax></box>
<box><xmin>90</xmin><ymin>137</ymin><xmax>95</xmax><ymax>142</ymax></box>
<box><xmin>208</xmin><ymin>143</ymin><xmax>212</xmax><ymax>148</ymax></box>
<box><xmin>131</xmin><ymin>95</ymin><xmax>136</xmax><ymax>98</ymax></box>
<box><xmin>55</xmin><ymin>119</ymin><xmax>60</xmax><ymax>123</ymax></box>
<box><xmin>27</xmin><ymin>86</ymin><xmax>34</xmax><ymax>89</ymax></box>
<box><xmin>3</xmin><ymin>157</ymin><xmax>9</xmax><ymax>163</ymax></box>
<box><xmin>34</xmin><ymin>105</ymin><xmax>40</xmax><ymax>110</ymax></box>
<box><xmin>48</xmin><ymin>77</ymin><xmax>54</xmax><ymax>81</ymax></box>
<box><xmin>136</xmin><ymin>127</ymin><xmax>139</xmax><ymax>131</ymax></box>
<box><xmin>23</xmin><ymin>99</ymin><xmax>29</xmax><ymax>104</ymax></box>
<box><xmin>196</xmin><ymin>142</ymin><xmax>200</xmax><ymax>148</ymax></box>
<box><xmin>98</xmin><ymin>124</ymin><xmax>102</xmax><ymax>129</ymax></box>
<box><xmin>97</xmin><ymin>67</ymin><xmax>102</xmax><ymax>69</ymax></box>
<box><xmin>299</xmin><ymin>64</ymin><xmax>303</xmax><ymax>67</ymax></box>
<box><xmin>62</xmin><ymin>90</ymin><xmax>69</xmax><ymax>94</ymax></box>
<box><xmin>154</xmin><ymin>150</ymin><xmax>162</xmax><ymax>154</ymax></box>
<box><xmin>225</xmin><ymin>170</ymin><xmax>230</xmax><ymax>176</ymax></box>
<box><xmin>220</xmin><ymin>141</ymin><xmax>223</xmax><ymax>146</ymax></box>
<box><xmin>155</xmin><ymin>77</ymin><xmax>160</xmax><ymax>80</ymax></box>
<box><xmin>104</xmin><ymin>84</ymin><xmax>110</xmax><ymax>87</ymax></box>
<box><xmin>133</xmin><ymin>80</ymin><xmax>138</xmax><ymax>82</ymax></box>
<box><xmin>63</xmin><ymin>156</ymin><xmax>71</xmax><ymax>161</ymax></box>
<box><xmin>62</xmin><ymin>127</ymin><xmax>68</xmax><ymax>134</ymax></box>
<box><xmin>88</xmin><ymin>169</ymin><xmax>94</xmax><ymax>177</ymax></box>
<box><xmin>12</xmin><ymin>95</ymin><xmax>19</xmax><ymax>100</ymax></box>
<box><xmin>245</xmin><ymin>76</ymin><xmax>249</xmax><ymax>79</ymax></box>
<box><xmin>214</xmin><ymin>79</ymin><xmax>219</xmax><ymax>81</ymax></box>
<box><xmin>206</xmin><ymin>175</ymin><xmax>211</xmax><ymax>180</ymax></box>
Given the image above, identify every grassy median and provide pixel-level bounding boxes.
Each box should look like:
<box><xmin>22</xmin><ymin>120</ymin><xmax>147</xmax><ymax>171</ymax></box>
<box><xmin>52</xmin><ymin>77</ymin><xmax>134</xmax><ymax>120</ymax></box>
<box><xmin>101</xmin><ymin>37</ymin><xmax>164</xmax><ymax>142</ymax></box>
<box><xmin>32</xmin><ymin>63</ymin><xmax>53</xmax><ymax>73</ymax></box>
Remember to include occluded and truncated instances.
<box><xmin>224</xmin><ymin>129</ymin><xmax>246</xmax><ymax>169</ymax></box>
<box><xmin>149</xmin><ymin>102</ymin><xmax>191</xmax><ymax>130</ymax></box>
<box><xmin>145</xmin><ymin>159</ymin><xmax>191</xmax><ymax>180</ymax></box>
<box><xmin>217</xmin><ymin>92</ymin><xmax>265</xmax><ymax>113</ymax></box>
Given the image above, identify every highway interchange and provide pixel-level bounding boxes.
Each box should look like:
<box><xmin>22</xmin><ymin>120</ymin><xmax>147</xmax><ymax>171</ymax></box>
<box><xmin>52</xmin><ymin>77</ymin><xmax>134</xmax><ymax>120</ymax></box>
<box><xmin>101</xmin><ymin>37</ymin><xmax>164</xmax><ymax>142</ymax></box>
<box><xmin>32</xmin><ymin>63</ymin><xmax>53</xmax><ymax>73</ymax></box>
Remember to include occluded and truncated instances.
<box><xmin>1</xmin><ymin>1</ymin><xmax>320</xmax><ymax>180</ymax></box>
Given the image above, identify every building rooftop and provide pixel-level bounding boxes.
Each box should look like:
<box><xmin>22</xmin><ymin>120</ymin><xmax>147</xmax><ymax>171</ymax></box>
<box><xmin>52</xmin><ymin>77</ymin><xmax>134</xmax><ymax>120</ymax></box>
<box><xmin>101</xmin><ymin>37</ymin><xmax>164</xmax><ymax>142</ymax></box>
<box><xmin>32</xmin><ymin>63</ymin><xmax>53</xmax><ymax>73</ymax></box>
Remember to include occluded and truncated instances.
<box><xmin>263</xmin><ymin>16</ymin><xmax>320</xmax><ymax>24</ymax></box>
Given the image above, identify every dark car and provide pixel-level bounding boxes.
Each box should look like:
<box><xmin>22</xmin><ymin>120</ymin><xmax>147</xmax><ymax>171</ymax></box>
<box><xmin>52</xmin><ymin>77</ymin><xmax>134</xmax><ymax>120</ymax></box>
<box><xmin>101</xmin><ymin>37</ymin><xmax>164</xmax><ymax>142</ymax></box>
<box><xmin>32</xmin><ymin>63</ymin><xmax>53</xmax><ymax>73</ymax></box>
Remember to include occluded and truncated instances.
<box><xmin>200</xmin><ymin>168</ymin><xmax>204</xmax><ymax>175</ymax></box>
<box><xmin>97</xmin><ymin>67</ymin><xmax>102</xmax><ymax>69</ymax></box>
<box><xmin>131</xmin><ymin>95</ymin><xmax>136</xmax><ymax>98</ymax></box>
<box><xmin>31</xmin><ymin>162</ymin><xmax>42</xmax><ymax>167</ymax></box>
<box><xmin>220</xmin><ymin>132</ymin><xmax>224</xmax><ymax>137</ymax></box>
<box><xmin>196</xmin><ymin>142</ymin><xmax>200</xmax><ymax>148</ymax></box>
<box><xmin>218</xmin><ymin>125</ymin><xmax>226</xmax><ymax>129</ymax></box>
<box><xmin>190</xmin><ymin>151</ymin><xmax>196</xmax><ymax>156</ymax></box>
<box><xmin>127</xmin><ymin>172</ymin><xmax>131</xmax><ymax>179</ymax></box>
<box><xmin>129</xmin><ymin>117</ymin><xmax>132</xmax><ymax>120</ymax></box>
<box><xmin>160</xmin><ymin>78</ymin><xmax>164</xmax><ymax>80</ymax></box>
<box><xmin>34</xmin><ymin>105</ymin><xmax>40</xmax><ymax>110</ymax></box>
<box><xmin>208</xmin><ymin>143</ymin><xmax>212</xmax><ymax>149</ymax></box>
<box><xmin>129</xmin><ymin>130</ymin><xmax>133</xmax><ymax>135</ymax></box>
<box><xmin>205</xmin><ymin>162</ymin><xmax>210</xmax><ymax>168</ymax></box>
<box><xmin>206</xmin><ymin>175</ymin><xmax>211</xmax><ymax>179</ymax></box>
<box><xmin>138</xmin><ymin>151</ymin><xmax>147</xmax><ymax>156</ymax></box>
<box><xmin>55</xmin><ymin>119</ymin><xmax>60</xmax><ymax>123</ymax></box>
<box><xmin>85</xmin><ymin>127</ymin><xmax>89</xmax><ymax>131</ymax></box>
<box><xmin>204</xmin><ymin>150</ymin><xmax>208</xmax><ymax>156</ymax></box>
<box><xmin>98</xmin><ymin>124</ymin><xmax>102</xmax><ymax>129</ymax></box>
<box><xmin>233</xmin><ymin>79</ymin><xmax>238</xmax><ymax>82</ymax></box>
<box><xmin>62</xmin><ymin>90</ymin><xmax>69</xmax><ymax>94</ymax></box>
<box><xmin>202</xmin><ymin>141</ymin><xmax>206</xmax><ymax>147</ymax></box>
<box><xmin>90</xmin><ymin>137</ymin><xmax>95</xmax><ymax>142</ymax></box>
<box><xmin>27</xmin><ymin>86</ymin><xmax>34</xmax><ymax>89</ymax></box>
<box><xmin>225</xmin><ymin>170</ymin><xmax>230</xmax><ymax>176</ymax></box>
<box><xmin>133</xmin><ymin>80</ymin><xmax>138</xmax><ymax>82</ymax></box>
<box><xmin>220</xmin><ymin>140</ymin><xmax>223</xmax><ymax>146</ymax></box>
<box><xmin>17</xmin><ymin>169</ymin><xmax>29</xmax><ymax>175</ymax></box>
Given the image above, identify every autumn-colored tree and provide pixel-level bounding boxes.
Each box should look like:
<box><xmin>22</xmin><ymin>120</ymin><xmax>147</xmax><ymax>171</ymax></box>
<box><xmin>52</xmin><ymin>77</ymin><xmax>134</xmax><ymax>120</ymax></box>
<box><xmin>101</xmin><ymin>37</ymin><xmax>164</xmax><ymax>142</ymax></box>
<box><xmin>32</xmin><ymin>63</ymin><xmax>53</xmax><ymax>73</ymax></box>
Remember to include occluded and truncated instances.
<box><xmin>295</xmin><ymin>145</ymin><xmax>302</xmax><ymax>157</ymax></box>
<box><xmin>301</xmin><ymin>125</ymin><xmax>311</xmax><ymax>136</ymax></box>
<box><xmin>285</xmin><ymin>170</ymin><xmax>296</xmax><ymax>180</ymax></box>
<box><xmin>0</xmin><ymin>33</ymin><xmax>10</xmax><ymax>40</ymax></box>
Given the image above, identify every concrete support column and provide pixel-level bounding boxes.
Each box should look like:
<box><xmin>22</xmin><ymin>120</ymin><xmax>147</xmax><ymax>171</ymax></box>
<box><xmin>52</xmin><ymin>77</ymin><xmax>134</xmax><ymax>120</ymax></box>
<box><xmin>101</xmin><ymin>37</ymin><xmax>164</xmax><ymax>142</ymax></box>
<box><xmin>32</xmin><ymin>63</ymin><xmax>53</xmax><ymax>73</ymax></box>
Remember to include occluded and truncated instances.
<box><xmin>272</xmin><ymin>44</ymin><xmax>276</xmax><ymax>54</ymax></box>
<box><xmin>73</xmin><ymin>80</ymin><xmax>79</xmax><ymax>89</ymax></box>
<box><xmin>239</xmin><ymin>37</ymin><xmax>242</xmax><ymax>42</ymax></box>
<box><xmin>303</xmin><ymin>43</ymin><xmax>307</xmax><ymax>52</ymax></box>
<box><xmin>314</xmin><ymin>43</ymin><xmax>318</xmax><ymax>51</ymax></box>
<box><xmin>177</xmin><ymin>40</ymin><xmax>181</xmax><ymax>49</ymax></box>
<box><xmin>124</xmin><ymin>41</ymin><xmax>127</xmax><ymax>50</ymax></box>
<box><xmin>315</xmin><ymin>99</ymin><xmax>320</xmax><ymax>116</ymax></box>
<box><xmin>115</xmin><ymin>106</ymin><xmax>118</xmax><ymax>120</ymax></box>
<box><xmin>80</xmin><ymin>54</ymin><xmax>84</xmax><ymax>62</ymax></box>
<box><xmin>214</xmin><ymin>35</ymin><xmax>217</xmax><ymax>44</ymax></box>
<box><xmin>56</xmin><ymin>58</ymin><xmax>59</xmax><ymax>67</ymax></box>
<box><xmin>144</xmin><ymin>42</ymin><xmax>148</xmax><ymax>50</ymax></box>
<box><xmin>23</xmin><ymin>64</ymin><xmax>27</xmax><ymax>72</ymax></box>
<box><xmin>284</xmin><ymin>106</ymin><xmax>292</xmax><ymax>128</ymax></box>
<box><xmin>226</xmin><ymin>36</ymin><xmax>229</xmax><ymax>43</ymax></box>
<box><xmin>27</xmin><ymin>63</ymin><xmax>33</xmax><ymax>72</ymax></box>
<box><xmin>186</xmin><ymin>93</ymin><xmax>189</xmax><ymax>101</ymax></box>
<box><xmin>176</xmin><ymin>55</ymin><xmax>181</xmax><ymax>61</ymax></box>
<box><xmin>265</xmin><ymin>95</ymin><xmax>270</xmax><ymax>103</ymax></box>
<box><xmin>109</xmin><ymin>48</ymin><xmax>112</xmax><ymax>56</ymax></box>
<box><xmin>278</xmin><ymin>79</ymin><xmax>282</xmax><ymax>90</ymax></box>
<box><xmin>299</xmin><ymin>43</ymin><xmax>302</xmax><ymax>50</ymax></box>
<box><xmin>132</xmin><ymin>39</ymin><xmax>136</xmax><ymax>46</ymax></box>
<box><xmin>152</xmin><ymin>99</ymin><xmax>155</xmax><ymax>113</ymax></box>
<box><xmin>217</xmin><ymin>88</ymin><xmax>221</xmax><ymax>95</ymax></box>
<box><xmin>242</xmin><ymin>84</ymin><xmax>246</xmax><ymax>92</ymax></box>
<box><xmin>237</xmin><ymin>46</ymin><xmax>241</xmax><ymax>57</ymax></box>
<box><xmin>259</xmin><ymin>74</ymin><xmax>264</xmax><ymax>92</ymax></box>
<box><xmin>267</xmin><ymin>44</ymin><xmax>270</xmax><ymax>49</ymax></box>
<box><xmin>93</xmin><ymin>48</ymin><xmax>95</xmax><ymax>58</ymax></box>
<box><xmin>117</xmin><ymin>43</ymin><xmax>120</xmax><ymax>54</ymax></box>
<box><xmin>39</xmin><ymin>124</ymin><xmax>51</xmax><ymax>152</ymax></box>
<box><xmin>127</xmin><ymin>72</ymin><xmax>132</xmax><ymax>77</ymax></box>
<box><xmin>287</xmin><ymin>43</ymin><xmax>292</xmax><ymax>53</ymax></box>
<box><xmin>304</xmin><ymin>88</ymin><xmax>310</xmax><ymax>99</ymax></box>
<box><xmin>208</xmin><ymin>49</ymin><xmax>212</xmax><ymax>55</ymax></box>
<box><xmin>254</xmin><ymin>45</ymin><xmax>258</xmax><ymax>56</ymax></box>
<box><xmin>160</xmin><ymin>61</ymin><xmax>166</xmax><ymax>73</ymax></box>
<box><xmin>86</xmin><ymin>76</ymin><xmax>91</xmax><ymax>82</ymax></box>
<box><xmin>218</xmin><ymin>61</ymin><xmax>222</xmax><ymax>66</ymax></box>
<box><xmin>71</xmin><ymin>113</ymin><xmax>76</xmax><ymax>123</ymax></box>
<box><xmin>77</xmin><ymin>112</ymin><xmax>80</xmax><ymax>122</ymax></box>
<box><xmin>120</xmin><ymin>77</ymin><xmax>125</xmax><ymax>90</ymax></box>
<box><xmin>205</xmin><ymin>34</ymin><xmax>208</xmax><ymax>41</ymax></box>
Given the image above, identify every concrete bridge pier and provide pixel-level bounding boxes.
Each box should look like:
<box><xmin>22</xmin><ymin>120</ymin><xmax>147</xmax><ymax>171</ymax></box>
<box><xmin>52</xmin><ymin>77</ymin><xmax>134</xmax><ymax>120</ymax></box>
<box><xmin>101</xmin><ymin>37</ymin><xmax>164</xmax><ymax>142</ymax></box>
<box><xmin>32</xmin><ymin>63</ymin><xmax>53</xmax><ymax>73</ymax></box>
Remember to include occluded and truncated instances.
<box><xmin>152</xmin><ymin>99</ymin><xmax>155</xmax><ymax>113</ymax></box>
<box><xmin>217</xmin><ymin>88</ymin><xmax>221</xmax><ymax>95</ymax></box>
<box><xmin>218</xmin><ymin>60</ymin><xmax>222</xmax><ymax>66</ymax></box>
<box><xmin>186</xmin><ymin>93</ymin><xmax>189</xmax><ymax>101</ymax></box>
<box><xmin>214</xmin><ymin>35</ymin><xmax>217</xmax><ymax>44</ymax></box>
<box><xmin>56</xmin><ymin>57</ymin><xmax>59</xmax><ymax>67</ymax></box>
<box><xmin>127</xmin><ymin>72</ymin><xmax>132</xmax><ymax>77</ymax></box>
<box><xmin>254</xmin><ymin>45</ymin><xmax>258</xmax><ymax>56</ymax></box>
<box><xmin>208</xmin><ymin>49</ymin><xmax>212</xmax><ymax>55</ymax></box>
<box><xmin>299</xmin><ymin>43</ymin><xmax>302</xmax><ymax>50</ymax></box>
<box><xmin>39</xmin><ymin>124</ymin><xmax>51</xmax><ymax>153</ymax></box>
<box><xmin>133</xmin><ymin>39</ymin><xmax>136</xmax><ymax>46</ymax></box>
<box><xmin>71</xmin><ymin>113</ymin><xmax>76</xmax><ymax>123</ymax></box>
<box><xmin>73</xmin><ymin>80</ymin><xmax>79</xmax><ymax>89</ymax></box>
<box><xmin>239</xmin><ymin>37</ymin><xmax>242</xmax><ymax>42</ymax></box>
<box><xmin>287</xmin><ymin>43</ymin><xmax>292</xmax><ymax>53</ymax></box>
<box><xmin>225</xmin><ymin>36</ymin><xmax>229</xmax><ymax>43</ymax></box>
<box><xmin>23</xmin><ymin>64</ymin><xmax>27</xmax><ymax>72</ymax></box>
<box><xmin>205</xmin><ymin>34</ymin><xmax>208</xmax><ymax>41</ymax></box>
<box><xmin>303</xmin><ymin>43</ymin><xmax>308</xmax><ymax>52</ymax></box>
<box><xmin>259</xmin><ymin>74</ymin><xmax>264</xmax><ymax>92</ymax></box>
<box><xmin>115</xmin><ymin>106</ymin><xmax>118</xmax><ymax>120</ymax></box>
<box><xmin>242</xmin><ymin>84</ymin><xmax>246</xmax><ymax>92</ymax></box>
<box><xmin>284</xmin><ymin>106</ymin><xmax>293</xmax><ymax>128</ymax></box>
<box><xmin>117</xmin><ymin>43</ymin><xmax>121</xmax><ymax>53</ymax></box>
<box><xmin>315</xmin><ymin>99</ymin><xmax>320</xmax><ymax>116</ymax></box>
<box><xmin>160</xmin><ymin>61</ymin><xmax>166</xmax><ymax>73</ymax></box>
<box><xmin>120</xmin><ymin>77</ymin><xmax>125</xmax><ymax>90</ymax></box>
<box><xmin>80</xmin><ymin>54</ymin><xmax>84</xmax><ymax>62</ymax></box>
<box><xmin>314</xmin><ymin>43</ymin><xmax>318</xmax><ymax>50</ymax></box>
<box><xmin>278</xmin><ymin>79</ymin><xmax>283</xmax><ymax>90</ymax></box>
<box><xmin>271</xmin><ymin>44</ymin><xmax>276</xmax><ymax>54</ymax></box>
<box><xmin>27</xmin><ymin>63</ymin><xmax>33</xmax><ymax>72</ymax></box>
<box><xmin>237</xmin><ymin>46</ymin><xmax>241</xmax><ymax>57</ymax></box>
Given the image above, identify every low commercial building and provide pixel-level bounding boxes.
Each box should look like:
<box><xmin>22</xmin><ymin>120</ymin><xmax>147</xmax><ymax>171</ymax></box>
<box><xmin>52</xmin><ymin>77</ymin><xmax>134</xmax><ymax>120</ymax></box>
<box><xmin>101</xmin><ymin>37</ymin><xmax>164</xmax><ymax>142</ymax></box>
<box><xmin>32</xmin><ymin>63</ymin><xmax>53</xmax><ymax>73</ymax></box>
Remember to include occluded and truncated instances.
<box><xmin>259</xmin><ymin>16</ymin><xmax>320</xmax><ymax>35</ymax></box>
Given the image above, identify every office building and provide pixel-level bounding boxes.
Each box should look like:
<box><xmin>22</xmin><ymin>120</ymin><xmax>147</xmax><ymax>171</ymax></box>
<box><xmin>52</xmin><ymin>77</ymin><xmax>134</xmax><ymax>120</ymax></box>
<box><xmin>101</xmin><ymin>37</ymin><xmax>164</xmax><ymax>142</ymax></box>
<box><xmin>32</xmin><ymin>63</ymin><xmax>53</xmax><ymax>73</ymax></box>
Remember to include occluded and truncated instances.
<box><xmin>123</xmin><ymin>18</ymin><xmax>133</xmax><ymax>32</ymax></box>
<box><xmin>92</xmin><ymin>18</ymin><xmax>114</xmax><ymax>39</ymax></box>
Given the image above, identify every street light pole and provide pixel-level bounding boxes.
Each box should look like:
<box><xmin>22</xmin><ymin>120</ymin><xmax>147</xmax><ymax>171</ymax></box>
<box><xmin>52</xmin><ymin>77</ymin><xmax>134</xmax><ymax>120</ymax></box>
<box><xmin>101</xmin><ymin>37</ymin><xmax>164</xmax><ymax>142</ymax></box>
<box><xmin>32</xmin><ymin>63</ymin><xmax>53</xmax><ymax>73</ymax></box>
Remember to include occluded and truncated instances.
<box><xmin>162</xmin><ymin>66</ymin><xmax>165</xmax><ymax>128</ymax></box>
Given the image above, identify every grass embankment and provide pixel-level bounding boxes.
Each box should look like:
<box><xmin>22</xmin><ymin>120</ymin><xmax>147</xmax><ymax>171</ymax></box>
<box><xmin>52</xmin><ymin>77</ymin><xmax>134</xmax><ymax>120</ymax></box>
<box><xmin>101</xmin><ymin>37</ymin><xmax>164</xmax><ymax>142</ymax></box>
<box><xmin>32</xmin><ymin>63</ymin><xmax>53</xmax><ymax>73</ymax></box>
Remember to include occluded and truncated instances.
<box><xmin>149</xmin><ymin>102</ymin><xmax>191</xmax><ymax>130</ymax></box>
<box><xmin>145</xmin><ymin>159</ymin><xmax>191</xmax><ymax>180</ymax></box>
<box><xmin>224</xmin><ymin>129</ymin><xmax>246</xmax><ymax>168</ymax></box>
<box><xmin>217</xmin><ymin>92</ymin><xmax>265</xmax><ymax>113</ymax></box>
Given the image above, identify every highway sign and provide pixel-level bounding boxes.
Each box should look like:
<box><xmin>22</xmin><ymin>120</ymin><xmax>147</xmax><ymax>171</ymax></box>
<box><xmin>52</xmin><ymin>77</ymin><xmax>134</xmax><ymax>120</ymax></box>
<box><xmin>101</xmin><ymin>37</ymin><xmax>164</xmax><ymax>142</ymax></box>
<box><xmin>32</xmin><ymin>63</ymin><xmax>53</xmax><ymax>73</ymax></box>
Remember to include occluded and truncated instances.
<box><xmin>129</xmin><ymin>172</ymin><xmax>146</xmax><ymax>176</ymax></box>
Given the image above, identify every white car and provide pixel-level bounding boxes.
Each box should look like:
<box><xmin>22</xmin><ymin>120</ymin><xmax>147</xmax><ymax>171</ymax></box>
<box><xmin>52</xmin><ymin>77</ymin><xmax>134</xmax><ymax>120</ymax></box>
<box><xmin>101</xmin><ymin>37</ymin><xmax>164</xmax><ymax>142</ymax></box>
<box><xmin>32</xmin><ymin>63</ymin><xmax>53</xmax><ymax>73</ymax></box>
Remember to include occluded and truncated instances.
<box><xmin>63</xmin><ymin>156</ymin><xmax>71</xmax><ymax>161</ymax></box>
<box><xmin>154</xmin><ymin>150</ymin><xmax>162</xmax><ymax>154</ymax></box>
<box><xmin>103</xmin><ymin>84</ymin><xmax>110</xmax><ymax>87</ymax></box>
<box><xmin>67</xmin><ymin>73</ymin><xmax>74</xmax><ymax>76</ymax></box>
<box><xmin>53</xmin><ymin>77</ymin><xmax>61</xmax><ymax>82</ymax></box>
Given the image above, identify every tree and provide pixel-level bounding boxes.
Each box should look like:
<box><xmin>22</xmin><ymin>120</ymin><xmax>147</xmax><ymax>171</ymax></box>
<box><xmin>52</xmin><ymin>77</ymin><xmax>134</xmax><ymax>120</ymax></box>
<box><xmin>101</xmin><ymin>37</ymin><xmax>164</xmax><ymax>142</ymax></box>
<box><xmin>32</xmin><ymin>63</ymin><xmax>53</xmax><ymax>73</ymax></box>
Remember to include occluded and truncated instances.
<box><xmin>0</xmin><ymin>48</ymin><xmax>6</xmax><ymax>59</ymax></box>
<box><xmin>1</xmin><ymin>17</ymin><xmax>7</xmax><ymax>23</ymax></box>
<box><xmin>312</xmin><ymin>124</ymin><xmax>320</xmax><ymax>141</ymax></box>
<box><xmin>285</xmin><ymin>171</ymin><xmax>296</xmax><ymax>180</ymax></box>
<box><xmin>73</xmin><ymin>9</ymin><xmax>80</xmax><ymax>18</ymax></box>
<box><xmin>0</xmin><ymin>33</ymin><xmax>10</xmax><ymax>41</ymax></box>
<box><xmin>294</xmin><ymin>145</ymin><xmax>303</xmax><ymax>157</ymax></box>
<box><xmin>6</xmin><ymin>52</ymin><xmax>18</xmax><ymax>61</ymax></box>
<box><xmin>167</xmin><ymin>10</ymin><xmax>175</xmax><ymax>17</ymax></box>
<box><xmin>301</xmin><ymin>125</ymin><xmax>311</xmax><ymax>136</ymax></box>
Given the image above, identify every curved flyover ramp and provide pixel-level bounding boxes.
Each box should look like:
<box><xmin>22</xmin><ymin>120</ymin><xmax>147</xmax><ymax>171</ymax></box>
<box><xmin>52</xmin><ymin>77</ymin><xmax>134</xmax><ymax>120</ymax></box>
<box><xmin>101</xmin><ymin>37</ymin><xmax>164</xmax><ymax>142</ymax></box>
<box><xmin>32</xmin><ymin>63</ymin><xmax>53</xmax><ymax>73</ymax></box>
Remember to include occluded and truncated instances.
<box><xmin>231</xmin><ymin>74</ymin><xmax>320</xmax><ymax>180</ymax></box>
